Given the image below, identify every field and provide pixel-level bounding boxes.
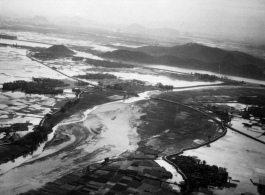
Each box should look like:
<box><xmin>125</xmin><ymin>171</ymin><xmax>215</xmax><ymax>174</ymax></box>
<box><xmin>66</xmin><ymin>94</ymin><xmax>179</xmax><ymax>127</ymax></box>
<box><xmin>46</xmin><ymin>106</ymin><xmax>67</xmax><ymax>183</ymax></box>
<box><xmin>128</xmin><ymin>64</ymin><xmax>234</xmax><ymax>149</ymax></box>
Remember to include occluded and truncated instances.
<box><xmin>134</xmin><ymin>98</ymin><xmax>223</xmax><ymax>156</ymax></box>
<box><xmin>21</xmin><ymin>156</ymin><xmax>180</xmax><ymax>195</ymax></box>
<box><xmin>149</xmin><ymin>86</ymin><xmax>265</xmax><ymax>194</ymax></box>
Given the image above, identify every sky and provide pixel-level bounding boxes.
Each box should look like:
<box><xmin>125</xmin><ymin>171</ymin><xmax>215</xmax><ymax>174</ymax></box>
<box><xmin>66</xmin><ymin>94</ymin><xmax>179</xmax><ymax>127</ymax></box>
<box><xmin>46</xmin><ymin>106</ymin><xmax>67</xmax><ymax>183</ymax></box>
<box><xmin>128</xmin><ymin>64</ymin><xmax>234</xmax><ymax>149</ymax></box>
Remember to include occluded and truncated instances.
<box><xmin>0</xmin><ymin>0</ymin><xmax>264</xmax><ymax>41</ymax></box>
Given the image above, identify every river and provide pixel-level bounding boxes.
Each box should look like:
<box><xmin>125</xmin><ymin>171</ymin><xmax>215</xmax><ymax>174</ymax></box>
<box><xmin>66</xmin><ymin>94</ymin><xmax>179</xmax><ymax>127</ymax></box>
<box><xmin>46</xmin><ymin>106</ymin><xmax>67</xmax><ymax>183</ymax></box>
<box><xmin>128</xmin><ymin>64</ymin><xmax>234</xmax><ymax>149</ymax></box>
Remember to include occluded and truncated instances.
<box><xmin>1</xmin><ymin>37</ymin><xmax>263</xmax><ymax>193</ymax></box>
<box><xmin>143</xmin><ymin>64</ymin><xmax>265</xmax><ymax>85</ymax></box>
<box><xmin>0</xmin><ymin>88</ymin><xmax>186</xmax><ymax>194</ymax></box>
<box><xmin>0</xmin><ymin>90</ymin><xmax>152</xmax><ymax>174</ymax></box>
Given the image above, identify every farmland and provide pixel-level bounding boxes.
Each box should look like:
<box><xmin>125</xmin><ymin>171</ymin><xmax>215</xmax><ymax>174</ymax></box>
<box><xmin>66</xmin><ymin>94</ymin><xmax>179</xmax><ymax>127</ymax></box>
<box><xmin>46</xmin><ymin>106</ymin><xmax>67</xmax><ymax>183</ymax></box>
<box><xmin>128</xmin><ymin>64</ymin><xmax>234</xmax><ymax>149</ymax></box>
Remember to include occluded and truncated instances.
<box><xmin>21</xmin><ymin>156</ymin><xmax>180</xmax><ymax>195</ymax></box>
<box><xmin>134</xmin><ymin>98</ymin><xmax>223</xmax><ymax>156</ymax></box>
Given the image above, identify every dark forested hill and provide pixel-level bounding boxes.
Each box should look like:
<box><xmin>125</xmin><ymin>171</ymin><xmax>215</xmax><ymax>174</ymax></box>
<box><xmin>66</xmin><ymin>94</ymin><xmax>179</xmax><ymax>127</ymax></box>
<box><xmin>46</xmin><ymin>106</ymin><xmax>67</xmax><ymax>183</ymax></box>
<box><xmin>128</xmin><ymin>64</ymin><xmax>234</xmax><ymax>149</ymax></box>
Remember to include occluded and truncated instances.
<box><xmin>101</xmin><ymin>43</ymin><xmax>265</xmax><ymax>80</ymax></box>
<box><xmin>45</xmin><ymin>45</ymin><xmax>75</xmax><ymax>56</ymax></box>
<box><xmin>101</xmin><ymin>49</ymin><xmax>155</xmax><ymax>63</ymax></box>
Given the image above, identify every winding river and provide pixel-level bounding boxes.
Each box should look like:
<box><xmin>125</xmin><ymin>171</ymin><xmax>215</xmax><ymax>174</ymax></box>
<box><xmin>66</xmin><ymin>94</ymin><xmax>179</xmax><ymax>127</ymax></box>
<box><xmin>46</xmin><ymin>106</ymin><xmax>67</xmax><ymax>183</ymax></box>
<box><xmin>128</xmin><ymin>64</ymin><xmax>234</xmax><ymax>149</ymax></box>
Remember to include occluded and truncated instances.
<box><xmin>0</xmin><ymin>88</ymin><xmax>187</xmax><ymax>195</ymax></box>
<box><xmin>0</xmin><ymin>91</ymin><xmax>153</xmax><ymax>174</ymax></box>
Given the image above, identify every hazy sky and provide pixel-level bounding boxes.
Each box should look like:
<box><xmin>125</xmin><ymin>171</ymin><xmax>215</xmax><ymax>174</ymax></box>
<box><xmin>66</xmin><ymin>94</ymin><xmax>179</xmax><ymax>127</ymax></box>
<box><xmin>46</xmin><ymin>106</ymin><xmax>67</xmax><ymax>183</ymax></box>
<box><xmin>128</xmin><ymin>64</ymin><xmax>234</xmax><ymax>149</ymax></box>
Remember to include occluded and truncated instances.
<box><xmin>0</xmin><ymin>0</ymin><xmax>264</xmax><ymax>40</ymax></box>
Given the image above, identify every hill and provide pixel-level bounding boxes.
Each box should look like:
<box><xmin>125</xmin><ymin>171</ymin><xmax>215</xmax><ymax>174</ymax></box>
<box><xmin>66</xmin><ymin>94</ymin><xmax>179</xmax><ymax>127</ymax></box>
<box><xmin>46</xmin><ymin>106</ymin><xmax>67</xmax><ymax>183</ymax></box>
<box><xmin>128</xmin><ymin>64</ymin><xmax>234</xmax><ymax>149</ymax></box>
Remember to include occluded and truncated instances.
<box><xmin>101</xmin><ymin>43</ymin><xmax>265</xmax><ymax>80</ymax></box>
<box><xmin>33</xmin><ymin>45</ymin><xmax>75</xmax><ymax>59</ymax></box>
<box><xmin>45</xmin><ymin>45</ymin><xmax>75</xmax><ymax>56</ymax></box>
<box><xmin>135</xmin><ymin>43</ymin><xmax>265</xmax><ymax>68</ymax></box>
<box><xmin>101</xmin><ymin>49</ymin><xmax>155</xmax><ymax>63</ymax></box>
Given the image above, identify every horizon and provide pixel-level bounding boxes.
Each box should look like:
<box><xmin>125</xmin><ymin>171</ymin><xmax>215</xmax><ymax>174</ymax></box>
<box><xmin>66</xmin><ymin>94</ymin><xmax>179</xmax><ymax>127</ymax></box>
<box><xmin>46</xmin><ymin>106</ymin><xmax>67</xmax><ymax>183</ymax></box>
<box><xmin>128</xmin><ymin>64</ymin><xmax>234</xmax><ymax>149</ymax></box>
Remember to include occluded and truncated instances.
<box><xmin>0</xmin><ymin>0</ymin><xmax>264</xmax><ymax>43</ymax></box>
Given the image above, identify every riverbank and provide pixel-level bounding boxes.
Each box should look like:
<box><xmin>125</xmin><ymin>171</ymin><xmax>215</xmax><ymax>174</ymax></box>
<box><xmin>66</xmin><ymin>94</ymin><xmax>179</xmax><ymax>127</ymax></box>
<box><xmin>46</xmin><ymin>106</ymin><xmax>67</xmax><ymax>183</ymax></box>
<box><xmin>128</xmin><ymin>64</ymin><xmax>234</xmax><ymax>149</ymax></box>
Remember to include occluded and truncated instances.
<box><xmin>0</xmin><ymin>100</ymin><xmax>144</xmax><ymax>194</ymax></box>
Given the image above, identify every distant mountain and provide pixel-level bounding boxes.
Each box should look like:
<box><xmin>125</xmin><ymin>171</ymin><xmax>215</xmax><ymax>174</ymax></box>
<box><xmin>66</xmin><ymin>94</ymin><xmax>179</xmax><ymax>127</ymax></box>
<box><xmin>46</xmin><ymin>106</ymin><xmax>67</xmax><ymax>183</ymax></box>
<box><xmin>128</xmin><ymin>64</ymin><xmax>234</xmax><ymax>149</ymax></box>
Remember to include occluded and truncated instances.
<box><xmin>54</xmin><ymin>16</ymin><xmax>95</xmax><ymax>28</ymax></box>
<box><xmin>101</xmin><ymin>42</ymin><xmax>265</xmax><ymax>80</ymax></box>
<box><xmin>33</xmin><ymin>16</ymin><xmax>49</xmax><ymax>23</ymax></box>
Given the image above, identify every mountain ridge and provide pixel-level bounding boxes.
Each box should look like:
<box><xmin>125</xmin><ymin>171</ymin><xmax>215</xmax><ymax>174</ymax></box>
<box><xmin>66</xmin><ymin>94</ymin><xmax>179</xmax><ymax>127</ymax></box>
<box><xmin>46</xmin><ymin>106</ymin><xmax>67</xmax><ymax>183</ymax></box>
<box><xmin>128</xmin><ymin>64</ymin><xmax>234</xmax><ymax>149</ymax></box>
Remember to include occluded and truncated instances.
<box><xmin>101</xmin><ymin>42</ymin><xmax>265</xmax><ymax>80</ymax></box>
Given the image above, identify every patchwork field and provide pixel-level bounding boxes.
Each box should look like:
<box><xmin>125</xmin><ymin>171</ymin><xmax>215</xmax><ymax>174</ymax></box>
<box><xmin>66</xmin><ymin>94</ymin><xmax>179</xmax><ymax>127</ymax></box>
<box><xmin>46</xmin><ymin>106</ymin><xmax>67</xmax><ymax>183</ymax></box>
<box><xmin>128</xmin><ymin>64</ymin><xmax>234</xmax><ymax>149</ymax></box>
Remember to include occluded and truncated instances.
<box><xmin>134</xmin><ymin>99</ymin><xmax>223</xmax><ymax>156</ymax></box>
<box><xmin>20</xmin><ymin>155</ymin><xmax>180</xmax><ymax>195</ymax></box>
